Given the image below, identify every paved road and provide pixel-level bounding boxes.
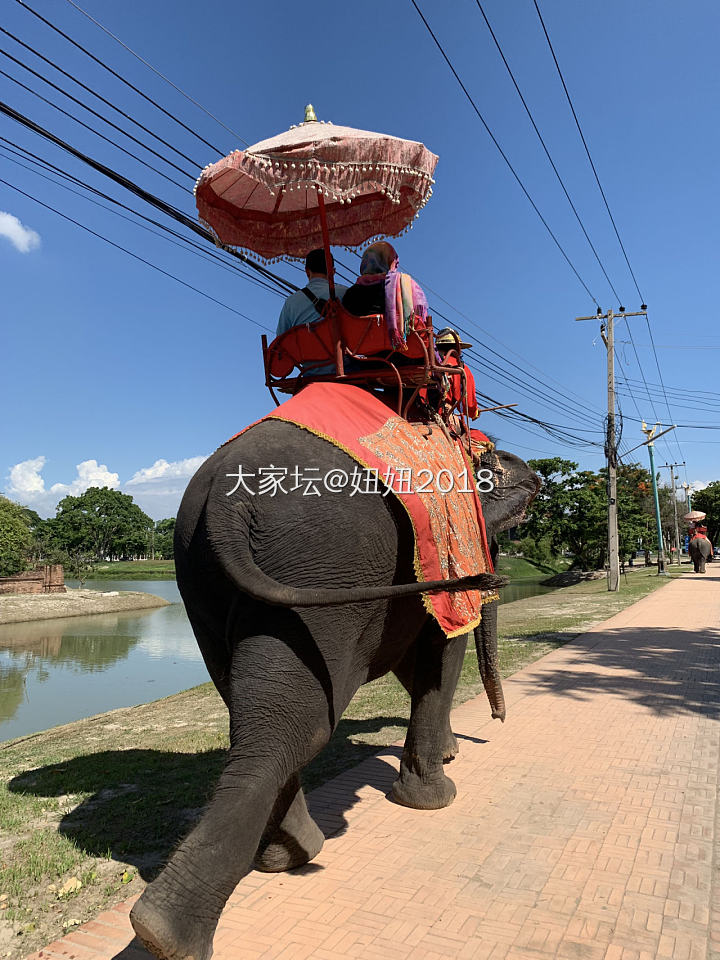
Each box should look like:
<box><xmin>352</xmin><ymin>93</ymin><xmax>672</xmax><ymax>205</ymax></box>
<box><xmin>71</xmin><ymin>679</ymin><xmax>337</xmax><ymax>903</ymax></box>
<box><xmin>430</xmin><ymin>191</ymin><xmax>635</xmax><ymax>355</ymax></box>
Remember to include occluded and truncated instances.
<box><xmin>28</xmin><ymin>569</ymin><xmax>720</xmax><ymax>960</ymax></box>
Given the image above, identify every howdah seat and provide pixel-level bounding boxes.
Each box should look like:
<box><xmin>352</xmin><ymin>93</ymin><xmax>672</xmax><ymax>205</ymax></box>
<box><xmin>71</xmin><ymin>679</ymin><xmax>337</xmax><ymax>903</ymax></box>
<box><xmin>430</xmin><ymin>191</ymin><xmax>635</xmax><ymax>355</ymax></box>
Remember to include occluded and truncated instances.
<box><xmin>262</xmin><ymin>302</ymin><xmax>469</xmax><ymax>419</ymax></box>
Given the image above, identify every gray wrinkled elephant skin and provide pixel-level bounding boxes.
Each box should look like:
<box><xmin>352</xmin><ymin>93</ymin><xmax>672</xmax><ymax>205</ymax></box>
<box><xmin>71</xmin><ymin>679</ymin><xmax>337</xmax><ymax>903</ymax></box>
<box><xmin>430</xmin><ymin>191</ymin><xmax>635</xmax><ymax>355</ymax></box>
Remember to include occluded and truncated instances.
<box><xmin>130</xmin><ymin>420</ymin><xmax>539</xmax><ymax>960</ymax></box>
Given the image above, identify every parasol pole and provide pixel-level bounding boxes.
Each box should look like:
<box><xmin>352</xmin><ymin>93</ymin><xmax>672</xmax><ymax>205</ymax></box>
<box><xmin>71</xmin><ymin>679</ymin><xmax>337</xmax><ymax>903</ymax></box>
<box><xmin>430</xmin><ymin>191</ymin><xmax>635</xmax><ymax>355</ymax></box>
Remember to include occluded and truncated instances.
<box><xmin>316</xmin><ymin>187</ymin><xmax>344</xmax><ymax>375</ymax></box>
<box><xmin>316</xmin><ymin>190</ymin><xmax>336</xmax><ymax>301</ymax></box>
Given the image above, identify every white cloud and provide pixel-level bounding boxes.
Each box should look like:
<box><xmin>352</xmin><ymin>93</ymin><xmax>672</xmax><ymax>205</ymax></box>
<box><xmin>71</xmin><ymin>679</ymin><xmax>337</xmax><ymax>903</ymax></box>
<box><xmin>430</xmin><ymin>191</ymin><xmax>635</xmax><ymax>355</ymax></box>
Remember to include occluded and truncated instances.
<box><xmin>7</xmin><ymin>456</ymin><xmax>47</xmax><ymax>500</ymax></box>
<box><xmin>50</xmin><ymin>459</ymin><xmax>120</xmax><ymax>498</ymax></box>
<box><xmin>689</xmin><ymin>480</ymin><xmax>709</xmax><ymax>493</ymax></box>
<box><xmin>125</xmin><ymin>456</ymin><xmax>208</xmax><ymax>519</ymax></box>
<box><xmin>126</xmin><ymin>456</ymin><xmax>207</xmax><ymax>485</ymax></box>
<box><xmin>5</xmin><ymin>457</ymin><xmax>119</xmax><ymax>516</ymax></box>
<box><xmin>0</xmin><ymin>211</ymin><xmax>41</xmax><ymax>253</ymax></box>
<box><xmin>5</xmin><ymin>454</ymin><xmax>207</xmax><ymax>520</ymax></box>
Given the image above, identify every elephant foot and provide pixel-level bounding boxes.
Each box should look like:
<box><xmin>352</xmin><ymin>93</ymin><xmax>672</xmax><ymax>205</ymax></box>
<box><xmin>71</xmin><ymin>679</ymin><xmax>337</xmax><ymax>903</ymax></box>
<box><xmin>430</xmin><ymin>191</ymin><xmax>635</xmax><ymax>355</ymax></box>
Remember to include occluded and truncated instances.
<box><xmin>130</xmin><ymin>893</ymin><xmax>215</xmax><ymax>960</ymax></box>
<box><xmin>253</xmin><ymin>818</ymin><xmax>324</xmax><ymax>872</ymax></box>
<box><xmin>391</xmin><ymin>757</ymin><xmax>457</xmax><ymax>810</ymax></box>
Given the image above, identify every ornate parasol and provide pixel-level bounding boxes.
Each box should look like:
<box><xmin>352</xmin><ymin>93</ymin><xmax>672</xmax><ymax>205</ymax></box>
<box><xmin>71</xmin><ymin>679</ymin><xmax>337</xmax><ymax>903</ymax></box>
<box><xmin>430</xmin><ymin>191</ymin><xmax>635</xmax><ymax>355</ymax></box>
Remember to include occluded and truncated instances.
<box><xmin>194</xmin><ymin>105</ymin><xmax>438</xmax><ymax>262</ymax></box>
<box><xmin>683</xmin><ymin>510</ymin><xmax>706</xmax><ymax>524</ymax></box>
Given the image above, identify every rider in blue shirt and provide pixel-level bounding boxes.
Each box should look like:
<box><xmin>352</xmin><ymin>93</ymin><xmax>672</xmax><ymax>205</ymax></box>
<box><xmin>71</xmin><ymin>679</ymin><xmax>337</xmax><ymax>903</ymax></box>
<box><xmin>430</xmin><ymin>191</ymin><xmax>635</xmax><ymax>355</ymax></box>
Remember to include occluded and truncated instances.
<box><xmin>276</xmin><ymin>249</ymin><xmax>348</xmax><ymax>337</ymax></box>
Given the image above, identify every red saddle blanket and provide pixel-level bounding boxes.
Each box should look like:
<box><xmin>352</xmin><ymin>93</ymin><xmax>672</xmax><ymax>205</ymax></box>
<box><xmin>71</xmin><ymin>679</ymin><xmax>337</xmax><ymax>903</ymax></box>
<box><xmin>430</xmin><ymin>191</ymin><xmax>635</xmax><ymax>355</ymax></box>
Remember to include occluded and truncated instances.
<box><xmin>234</xmin><ymin>382</ymin><xmax>495</xmax><ymax>636</ymax></box>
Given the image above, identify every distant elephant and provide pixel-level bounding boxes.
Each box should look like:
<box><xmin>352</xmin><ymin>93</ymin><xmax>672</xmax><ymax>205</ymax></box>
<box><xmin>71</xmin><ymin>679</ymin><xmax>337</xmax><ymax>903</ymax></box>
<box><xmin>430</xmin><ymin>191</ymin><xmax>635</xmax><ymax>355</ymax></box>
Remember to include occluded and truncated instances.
<box><xmin>129</xmin><ymin>421</ymin><xmax>539</xmax><ymax>960</ymax></box>
<box><xmin>689</xmin><ymin>535</ymin><xmax>713</xmax><ymax>573</ymax></box>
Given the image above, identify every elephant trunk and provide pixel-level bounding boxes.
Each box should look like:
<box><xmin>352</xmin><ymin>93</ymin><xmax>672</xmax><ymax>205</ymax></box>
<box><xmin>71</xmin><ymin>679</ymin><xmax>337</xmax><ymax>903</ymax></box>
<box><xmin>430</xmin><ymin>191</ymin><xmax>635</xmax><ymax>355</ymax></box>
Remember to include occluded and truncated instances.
<box><xmin>474</xmin><ymin>599</ymin><xmax>506</xmax><ymax>722</ymax></box>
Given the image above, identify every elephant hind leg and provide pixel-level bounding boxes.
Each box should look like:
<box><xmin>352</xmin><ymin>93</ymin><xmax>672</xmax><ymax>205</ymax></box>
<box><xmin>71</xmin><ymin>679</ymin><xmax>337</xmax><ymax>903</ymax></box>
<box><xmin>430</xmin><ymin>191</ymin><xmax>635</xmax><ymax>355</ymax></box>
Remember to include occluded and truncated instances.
<box><xmin>131</xmin><ymin>632</ymin><xmax>334</xmax><ymax>960</ymax></box>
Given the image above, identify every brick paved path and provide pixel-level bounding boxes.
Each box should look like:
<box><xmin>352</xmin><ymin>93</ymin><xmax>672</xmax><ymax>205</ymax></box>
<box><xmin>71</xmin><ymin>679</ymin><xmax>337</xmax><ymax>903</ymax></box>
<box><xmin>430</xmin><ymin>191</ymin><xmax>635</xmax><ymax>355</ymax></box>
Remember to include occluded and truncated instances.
<box><xmin>29</xmin><ymin>570</ymin><xmax>720</xmax><ymax>960</ymax></box>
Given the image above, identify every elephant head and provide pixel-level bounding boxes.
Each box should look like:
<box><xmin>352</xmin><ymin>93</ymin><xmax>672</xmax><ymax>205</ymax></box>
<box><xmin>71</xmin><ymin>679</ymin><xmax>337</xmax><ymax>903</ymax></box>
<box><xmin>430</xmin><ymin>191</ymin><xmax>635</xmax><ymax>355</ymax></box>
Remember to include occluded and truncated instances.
<box><xmin>476</xmin><ymin>447</ymin><xmax>541</xmax><ymax>536</ymax></box>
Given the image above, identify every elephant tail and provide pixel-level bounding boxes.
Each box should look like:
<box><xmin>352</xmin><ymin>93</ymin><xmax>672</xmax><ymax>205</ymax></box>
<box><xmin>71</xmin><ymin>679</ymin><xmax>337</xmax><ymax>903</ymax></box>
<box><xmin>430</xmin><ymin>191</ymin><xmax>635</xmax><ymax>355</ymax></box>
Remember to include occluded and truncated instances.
<box><xmin>207</xmin><ymin>499</ymin><xmax>507</xmax><ymax>609</ymax></box>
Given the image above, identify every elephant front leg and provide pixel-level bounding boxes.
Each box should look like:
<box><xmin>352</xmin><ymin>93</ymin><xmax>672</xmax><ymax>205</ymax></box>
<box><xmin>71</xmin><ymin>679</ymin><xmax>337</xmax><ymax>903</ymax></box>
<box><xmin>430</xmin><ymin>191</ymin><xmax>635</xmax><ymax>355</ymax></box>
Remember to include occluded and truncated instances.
<box><xmin>393</xmin><ymin>646</ymin><xmax>459</xmax><ymax>761</ymax></box>
<box><xmin>253</xmin><ymin>773</ymin><xmax>324</xmax><ymax>872</ymax></box>
<box><xmin>391</xmin><ymin>629</ymin><xmax>467</xmax><ymax>810</ymax></box>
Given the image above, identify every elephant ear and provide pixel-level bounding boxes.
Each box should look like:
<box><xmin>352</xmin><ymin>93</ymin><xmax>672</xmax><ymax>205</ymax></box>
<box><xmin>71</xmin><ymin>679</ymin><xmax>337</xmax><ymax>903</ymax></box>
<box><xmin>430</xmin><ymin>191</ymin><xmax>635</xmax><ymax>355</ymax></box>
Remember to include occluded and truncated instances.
<box><xmin>477</xmin><ymin>449</ymin><xmax>541</xmax><ymax>535</ymax></box>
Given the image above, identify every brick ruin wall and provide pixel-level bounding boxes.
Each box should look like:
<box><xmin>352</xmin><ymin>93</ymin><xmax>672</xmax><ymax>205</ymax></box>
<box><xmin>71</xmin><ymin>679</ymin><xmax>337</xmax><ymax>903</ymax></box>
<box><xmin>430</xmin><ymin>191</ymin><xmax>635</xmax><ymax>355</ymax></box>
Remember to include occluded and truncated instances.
<box><xmin>0</xmin><ymin>564</ymin><xmax>66</xmax><ymax>595</ymax></box>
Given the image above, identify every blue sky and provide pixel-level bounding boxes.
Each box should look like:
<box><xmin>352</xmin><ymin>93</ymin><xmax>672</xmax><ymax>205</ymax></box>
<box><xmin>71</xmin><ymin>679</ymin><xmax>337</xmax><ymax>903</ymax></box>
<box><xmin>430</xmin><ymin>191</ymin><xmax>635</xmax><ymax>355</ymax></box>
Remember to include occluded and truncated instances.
<box><xmin>2</xmin><ymin>0</ymin><xmax>718</xmax><ymax>518</ymax></box>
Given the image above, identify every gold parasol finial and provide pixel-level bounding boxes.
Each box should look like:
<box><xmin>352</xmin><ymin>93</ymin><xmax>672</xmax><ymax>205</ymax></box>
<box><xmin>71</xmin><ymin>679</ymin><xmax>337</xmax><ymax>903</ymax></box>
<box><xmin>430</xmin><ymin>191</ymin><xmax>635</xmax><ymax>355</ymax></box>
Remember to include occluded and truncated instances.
<box><xmin>303</xmin><ymin>104</ymin><xmax>318</xmax><ymax>123</ymax></box>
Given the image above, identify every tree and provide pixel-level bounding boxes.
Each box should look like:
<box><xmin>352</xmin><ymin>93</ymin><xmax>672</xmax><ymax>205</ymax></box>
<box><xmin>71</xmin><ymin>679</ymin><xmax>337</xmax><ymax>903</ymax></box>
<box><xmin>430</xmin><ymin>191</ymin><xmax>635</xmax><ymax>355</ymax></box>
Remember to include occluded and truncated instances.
<box><xmin>48</xmin><ymin>487</ymin><xmax>153</xmax><ymax>561</ymax></box>
<box><xmin>21</xmin><ymin>506</ymin><xmax>52</xmax><ymax>563</ymax></box>
<box><xmin>522</xmin><ymin>458</ymin><xmax>656</xmax><ymax>571</ymax></box>
<box><xmin>613</xmin><ymin>464</ymin><xmax>656</xmax><ymax>560</ymax></box>
<box><xmin>691</xmin><ymin>482</ymin><xmax>720</xmax><ymax>544</ymax></box>
<box><xmin>154</xmin><ymin>518</ymin><xmax>176</xmax><ymax>560</ymax></box>
<box><xmin>0</xmin><ymin>496</ymin><xmax>33</xmax><ymax>576</ymax></box>
<box><xmin>523</xmin><ymin>459</ymin><xmax>606</xmax><ymax>570</ymax></box>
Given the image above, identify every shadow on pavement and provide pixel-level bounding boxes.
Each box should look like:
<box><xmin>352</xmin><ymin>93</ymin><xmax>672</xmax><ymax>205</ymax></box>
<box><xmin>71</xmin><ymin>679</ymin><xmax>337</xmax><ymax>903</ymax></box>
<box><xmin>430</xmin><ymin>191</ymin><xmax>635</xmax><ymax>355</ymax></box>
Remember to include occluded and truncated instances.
<box><xmin>7</xmin><ymin>715</ymin><xmax>409</xmax><ymax>879</ymax></box>
<box><xmin>512</xmin><ymin>624</ymin><xmax>720</xmax><ymax>719</ymax></box>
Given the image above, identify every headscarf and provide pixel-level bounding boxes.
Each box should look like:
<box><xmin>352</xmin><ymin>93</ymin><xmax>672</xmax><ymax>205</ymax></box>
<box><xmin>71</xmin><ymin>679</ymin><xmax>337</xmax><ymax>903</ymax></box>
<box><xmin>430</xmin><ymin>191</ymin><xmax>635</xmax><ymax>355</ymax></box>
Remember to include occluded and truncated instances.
<box><xmin>355</xmin><ymin>241</ymin><xmax>428</xmax><ymax>349</ymax></box>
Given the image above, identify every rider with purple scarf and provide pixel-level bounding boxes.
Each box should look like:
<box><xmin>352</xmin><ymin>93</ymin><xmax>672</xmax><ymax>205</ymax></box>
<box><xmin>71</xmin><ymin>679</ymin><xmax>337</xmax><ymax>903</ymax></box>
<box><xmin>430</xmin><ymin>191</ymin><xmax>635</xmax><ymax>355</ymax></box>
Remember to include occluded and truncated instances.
<box><xmin>342</xmin><ymin>241</ymin><xmax>428</xmax><ymax>348</ymax></box>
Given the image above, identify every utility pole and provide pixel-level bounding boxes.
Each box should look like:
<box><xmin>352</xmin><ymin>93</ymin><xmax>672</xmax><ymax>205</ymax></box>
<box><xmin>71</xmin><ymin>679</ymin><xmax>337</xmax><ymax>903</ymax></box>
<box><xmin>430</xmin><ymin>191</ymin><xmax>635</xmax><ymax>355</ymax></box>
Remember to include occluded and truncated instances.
<box><xmin>627</xmin><ymin>422</ymin><xmax>677</xmax><ymax>575</ymax></box>
<box><xmin>576</xmin><ymin>308</ymin><xmax>647</xmax><ymax>592</ymax></box>
<box><xmin>660</xmin><ymin>462</ymin><xmax>685</xmax><ymax>563</ymax></box>
<box><xmin>681</xmin><ymin>481</ymin><xmax>692</xmax><ymax>512</ymax></box>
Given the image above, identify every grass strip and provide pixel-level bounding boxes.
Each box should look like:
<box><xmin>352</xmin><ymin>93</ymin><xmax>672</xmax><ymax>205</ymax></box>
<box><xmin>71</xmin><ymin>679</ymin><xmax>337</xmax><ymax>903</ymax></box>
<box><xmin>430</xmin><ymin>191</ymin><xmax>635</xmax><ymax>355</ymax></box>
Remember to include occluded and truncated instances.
<box><xmin>83</xmin><ymin>560</ymin><xmax>176</xmax><ymax>581</ymax></box>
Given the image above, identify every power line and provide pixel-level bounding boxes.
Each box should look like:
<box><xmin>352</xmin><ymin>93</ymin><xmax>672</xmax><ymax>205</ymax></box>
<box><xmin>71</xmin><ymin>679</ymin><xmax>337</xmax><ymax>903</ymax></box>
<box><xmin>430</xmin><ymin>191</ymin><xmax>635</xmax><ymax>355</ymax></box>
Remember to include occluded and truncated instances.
<box><xmin>473</xmin><ymin>385</ymin><xmax>603</xmax><ymax>449</ymax></box>
<box><xmin>0</xmin><ymin>45</ymin><xmax>196</xmax><ymax>179</ymax></box>
<box><xmin>0</xmin><ymin>140</ymin><xmax>286</xmax><ymax>298</ymax></box>
<box><xmin>531</xmin><ymin>2</ymin><xmax>684</xmax><ymax>464</ymax></box>
<box><xmin>532</xmin><ymin>0</ymin><xmax>645</xmax><ymax>305</ymax></box>
<box><xmin>3</xmin><ymin>93</ymin><xmax>602</xmax><ymax>427</ymax></box>
<box><xmin>11</xmin><ymin>2</ymin><xmax>610</xmax><ymax>428</ymax></box>
<box><xmin>343</xmin><ymin>247</ymin><xmax>605</xmax><ymax>420</ymax></box>
<box><xmin>62</xmin><ymin>0</ymin><xmax>250</xmax><ymax>147</ymax></box>
<box><xmin>0</xmin><ymin>69</ymin><xmax>190</xmax><ymax>191</ymax></box>
<box><xmin>617</xmin><ymin>314</ymin><xmax>666</xmax><ymax>434</ymax></box>
<box><xmin>0</xmin><ymin>175</ymin><xmax>273</xmax><ymax>331</ymax></box>
<box><xmin>5</xmin><ymin>6</ymin><xmax>628</xmax><ymax>444</ymax></box>
<box><xmin>472</xmin><ymin>0</ymin><xmax>622</xmax><ymax>303</ymax></box>
<box><xmin>614</xmin><ymin>350</ymin><xmax>645</xmax><ymax>424</ymax></box>
<box><xmin>460</xmin><ymin>338</ymin><xmax>604</xmax><ymax>430</ymax></box>
<box><xmin>12</xmin><ymin>0</ymin><xmax>226</xmax><ymax>156</ymax></box>
<box><xmin>645</xmin><ymin>312</ymin><xmax>686</xmax><ymax>463</ymax></box>
<box><xmin>5</xmin><ymin>131</ymin><xmax>600</xmax><ymax>448</ymax></box>
<box><xmin>420</xmin><ymin>289</ymin><xmax>604</xmax><ymax>420</ymax></box>
<box><xmin>0</xmin><ymin>25</ymin><xmax>204</xmax><ymax>168</ymax></box>
<box><xmin>617</xmin><ymin>377</ymin><xmax>720</xmax><ymax>402</ymax></box>
<box><xmin>0</xmin><ymin>98</ymin><xmax>297</xmax><ymax>295</ymax></box>
<box><xmin>409</xmin><ymin>0</ymin><xmax>600</xmax><ymax>307</ymax></box>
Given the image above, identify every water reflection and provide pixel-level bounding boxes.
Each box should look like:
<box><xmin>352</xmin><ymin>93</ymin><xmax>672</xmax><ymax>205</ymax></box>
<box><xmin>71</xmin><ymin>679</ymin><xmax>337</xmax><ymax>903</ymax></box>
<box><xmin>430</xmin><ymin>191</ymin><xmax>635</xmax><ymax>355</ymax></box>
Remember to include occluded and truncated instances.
<box><xmin>498</xmin><ymin>579</ymin><xmax>554</xmax><ymax>605</ymax></box>
<box><xmin>1</xmin><ymin>577</ymin><xmax>556</xmax><ymax>743</ymax></box>
<box><xmin>0</xmin><ymin>582</ymin><xmax>208</xmax><ymax>743</ymax></box>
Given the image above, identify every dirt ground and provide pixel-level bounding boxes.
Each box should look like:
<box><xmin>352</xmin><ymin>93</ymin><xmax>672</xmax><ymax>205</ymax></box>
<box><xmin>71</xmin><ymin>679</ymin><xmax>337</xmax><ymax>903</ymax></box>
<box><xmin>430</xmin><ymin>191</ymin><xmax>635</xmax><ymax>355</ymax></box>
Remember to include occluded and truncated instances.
<box><xmin>0</xmin><ymin>590</ymin><xmax>170</xmax><ymax>625</ymax></box>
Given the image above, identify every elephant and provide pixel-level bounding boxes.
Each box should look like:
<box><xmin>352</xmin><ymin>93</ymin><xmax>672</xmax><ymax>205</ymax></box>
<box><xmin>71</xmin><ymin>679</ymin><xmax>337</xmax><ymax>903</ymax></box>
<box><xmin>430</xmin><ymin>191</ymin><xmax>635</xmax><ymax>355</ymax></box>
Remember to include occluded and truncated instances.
<box><xmin>689</xmin><ymin>535</ymin><xmax>713</xmax><ymax>573</ymax></box>
<box><xmin>129</xmin><ymin>419</ymin><xmax>539</xmax><ymax>960</ymax></box>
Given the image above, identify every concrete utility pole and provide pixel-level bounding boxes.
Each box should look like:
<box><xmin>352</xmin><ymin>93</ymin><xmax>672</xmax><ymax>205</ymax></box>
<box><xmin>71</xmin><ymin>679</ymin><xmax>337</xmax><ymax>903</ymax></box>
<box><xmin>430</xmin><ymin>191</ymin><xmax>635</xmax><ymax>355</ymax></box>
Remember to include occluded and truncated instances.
<box><xmin>660</xmin><ymin>462</ymin><xmax>685</xmax><ymax>563</ymax></box>
<box><xmin>576</xmin><ymin>308</ymin><xmax>647</xmax><ymax>592</ymax></box>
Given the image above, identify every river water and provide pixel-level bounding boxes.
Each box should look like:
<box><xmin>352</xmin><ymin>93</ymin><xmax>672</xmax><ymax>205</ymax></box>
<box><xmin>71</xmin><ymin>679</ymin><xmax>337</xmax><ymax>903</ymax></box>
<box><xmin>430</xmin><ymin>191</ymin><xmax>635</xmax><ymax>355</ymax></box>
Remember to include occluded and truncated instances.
<box><xmin>0</xmin><ymin>576</ymin><xmax>553</xmax><ymax>743</ymax></box>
